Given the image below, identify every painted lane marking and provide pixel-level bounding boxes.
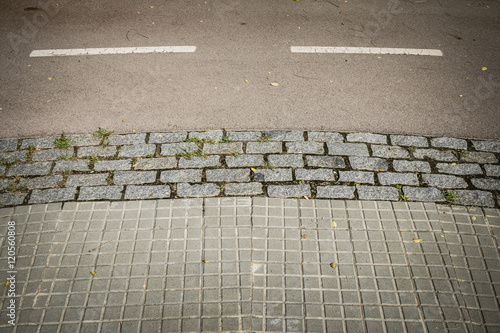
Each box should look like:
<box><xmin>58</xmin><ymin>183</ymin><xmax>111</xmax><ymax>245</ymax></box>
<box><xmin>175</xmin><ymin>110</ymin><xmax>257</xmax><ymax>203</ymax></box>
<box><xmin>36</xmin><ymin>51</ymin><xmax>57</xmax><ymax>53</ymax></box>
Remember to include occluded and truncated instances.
<box><xmin>30</xmin><ymin>46</ymin><xmax>197</xmax><ymax>57</ymax></box>
<box><xmin>291</xmin><ymin>46</ymin><xmax>443</xmax><ymax>56</ymax></box>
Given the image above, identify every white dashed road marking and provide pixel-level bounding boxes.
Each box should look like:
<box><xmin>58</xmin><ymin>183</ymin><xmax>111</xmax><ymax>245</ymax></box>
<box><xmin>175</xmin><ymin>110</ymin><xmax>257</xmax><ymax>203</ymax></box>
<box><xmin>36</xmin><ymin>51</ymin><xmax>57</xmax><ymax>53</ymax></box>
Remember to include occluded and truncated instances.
<box><xmin>30</xmin><ymin>46</ymin><xmax>197</xmax><ymax>57</ymax></box>
<box><xmin>291</xmin><ymin>46</ymin><xmax>443</xmax><ymax>56</ymax></box>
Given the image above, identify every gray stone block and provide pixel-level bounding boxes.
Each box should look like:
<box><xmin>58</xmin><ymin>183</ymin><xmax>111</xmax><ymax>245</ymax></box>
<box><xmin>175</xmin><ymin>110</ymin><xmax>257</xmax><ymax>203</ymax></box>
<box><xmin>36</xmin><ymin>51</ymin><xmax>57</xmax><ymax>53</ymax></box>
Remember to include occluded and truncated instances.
<box><xmin>0</xmin><ymin>166</ymin><xmax>4</xmax><ymax>175</ymax></box>
<box><xmin>203</xmin><ymin>143</ymin><xmax>243</xmax><ymax>154</ymax></box>
<box><xmin>161</xmin><ymin>170</ymin><xmax>202</xmax><ymax>183</ymax></box>
<box><xmin>78</xmin><ymin>186</ymin><xmax>123</xmax><ymax>200</ymax></box>
<box><xmin>422</xmin><ymin>174</ymin><xmax>468</xmax><ymax>188</ymax></box>
<box><xmin>253</xmin><ymin>169</ymin><xmax>292</xmax><ymax>182</ymax></box>
<box><xmin>393</xmin><ymin>160</ymin><xmax>431</xmax><ymax>173</ymax></box>
<box><xmin>263</xmin><ymin>131</ymin><xmax>304</xmax><ymax>141</ymax></box>
<box><xmin>472</xmin><ymin>140</ymin><xmax>500</xmax><ymax>153</ymax></box>
<box><xmin>119</xmin><ymin>144</ymin><xmax>156</xmax><ymax>158</ymax></box>
<box><xmin>161</xmin><ymin>142</ymin><xmax>199</xmax><ymax>156</ymax></box>
<box><xmin>227</xmin><ymin>131</ymin><xmax>261</xmax><ymax>141</ymax></box>
<box><xmin>371</xmin><ymin>145</ymin><xmax>409</xmax><ymax>159</ymax></box>
<box><xmin>413</xmin><ymin>149</ymin><xmax>457</xmax><ymax>162</ymax></box>
<box><xmin>178</xmin><ymin>155</ymin><xmax>220</xmax><ymax>168</ymax></box>
<box><xmin>29</xmin><ymin>187</ymin><xmax>76</xmax><ymax>204</ymax></box>
<box><xmin>327</xmin><ymin>143</ymin><xmax>369</xmax><ymax>156</ymax></box>
<box><xmin>21</xmin><ymin>137</ymin><xmax>56</xmax><ymax>149</ymax></box>
<box><xmin>461</xmin><ymin>152</ymin><xmax>498</xmax><ymax>164</ymax></box>
<box><xmin>338</xmin><ymin>171</ymin><xmax>374</xmax><ymax>184</ymax></box>
<box><xmin>177</xmin><ymin>183</ymin><xmax>220</xmax><ymax>197</ymax></box>
<box><xmin>53</xmin><ymin>161</ymin><xmax>89</xmax><ymax>172</ymax></box>
<box><xmin>286</xmin><ymin>142</ymin><xmax>324</xmax><ymax>154</ymax></box>
<box><xmin>357</xmin><ymin>186</ymin><xmax>399</xmax><ymax>200</ymax></box>
<box><xmin>267</xmin><ymin>155</ymin><xmax>304</xmax><ymax>167</ymax></box>
<box><xmin>402</xmin><ymin>187</ymin><xmax>444</xmax><ymax>202</ymax></box>
<box><xmin>66</xmin><ymin>174</ymin><xmax>108</xmax><ymax>187</ymax></box>
<box><xmin>349</xmin><ymin>157</ymin><xmax>388</xmax><ymax>171</ymax></box>
<box><xmin>295</xmin><ymin>169</ymin><xmax>335</xmax><ymax>181</ymax></box>
<box><xmin>307</xmin><ymin>132</ymin><xmax>343</xmax><ymax>142</ymax></box>
<box><xmin>7</xmin><ymin>162</ymin><xmax>52</xmax><ymax>176</ymax></box>
<box><xmin>67</xmin><ymin>134</ymin><xmax>101</xmax><ymax>146</ymax></box>
<box><xmin>316</xmin><ymin>186</ymin><xmax>355</xmax><ymax>199</ymax></box>
<box><xmin>0</xmin><ymin>139</ymin><xmax>18</xmax><ymax>152</ymax></box>
<box><xmin>0</xmin><ymin>151</ymin><xmax>27</xmax><ymax>163</ymax></box>
<box><xmin>471</xmin><ymin>179</ymin><xmax>500</xmax><ymax>191</ymax></box>
<box><xmin>0</xmin><ymin>193</ymin><xmax>26</xmax><ymax>206</ymax></box>
<box><xmin>246</xmin><ymin>142</ymin><xmax>282</xmax><ymax>154</ymax></box>
<box><xmin>94</xmin><ymin>160</ymin><xmax>131</xmax><ymax>171</ymax></box>
<box><xmin>267</xmin><ymin>185</ymin><xmax>311</xmax><ymax>197</ymax></box>
<box><xmin>454</xmin><ymin>190</ymin><xmax>495</xmax><ymax>207</ymax></box>
<box><xmin>485</xmin><ymin>165</ymin><xmax>500</xmax><ymax>177</ymax></box>
<box><xmin>134</xmin><ymin>157</ymin><xmax>177</xmax><ymax>170</ymax></box>
<box><xmin>431</xmin><ymin>137</ymin><xmax>467</xmax><ymax>150</ymax></box>
<box><xmin>226</xmin><ymin>155</ymin><xmax>264</xmax><ymax>167</ymax></box>
<box><xmin>390</xmin><ymin>135</ymin><xmax>428</xmax><ymax>147</ymax></box>
<box><xmin>225</xmin><ymin>183</ymin><xmax>263</xmax><ymax>195</ymax></box>
<box><xmin>19</xmin><ymin>175</ymin><xmax>63</xmax><ymax>189</ymax></box>
<box><xmin>347</xmin><ymin>133</ymin><xmax>387</xmax><ymax>144</ymax></box>
<box><xmin>188</xmin><ymin>131</ymin><xmax>223</xmax><ymax>141</ymax></box>
<box><xmin>436</xmin><ymin>163</ymin><xmax>482</xmax><ymax>175</ymax></box>
<box><xmin>108</xmin><ymin>133</ymin><xmax>146</xmax><ymax>145</ymax></box>
<box><xmin>206</xmin><ymin>169</ymin><xmax>250</xmax><ymax>182</ymax></box>
<box><xmin>306</xmin><ymin>156</ymin><xmax>345</xmax><ymax>168</ymax></box>
<box><xmin>0</xmin><ymin>179</ymin><xmax>15</xmax><ymax>190</ymax></box>
<box><xmin>149</xmin><ymin>132</ymin><xmax>187</xmax><ymax>143</ymax></box>
<box><xmin>114</xmin><ymin>171</ymin><xmax>156</xmax><ymax>185</ymax></box>
<box><xmin>32</xmin><ymin>149</ymin><xmax>73</xmax><ymax>161</ymax></box>
<box><xmin>378</xmin><ymin>173</ymin><xmax>418</xmax><ymax>186</ymax></box>
<box><xmin>125</xmin><ymin>185</ymin><xmax>171</xmax><ymax>199</ymax></box>
<box><xmin>77</xmin><ymin>146</ymin><xmax>117</xmax><ymax>158</ymax></box>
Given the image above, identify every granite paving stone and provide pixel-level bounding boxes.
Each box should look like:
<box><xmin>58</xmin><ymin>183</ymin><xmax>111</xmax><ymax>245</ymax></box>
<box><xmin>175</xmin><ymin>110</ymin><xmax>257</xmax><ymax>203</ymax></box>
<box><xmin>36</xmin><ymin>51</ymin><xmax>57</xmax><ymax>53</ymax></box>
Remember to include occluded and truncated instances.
<box><xmin>338</xmin><ymin>171</ymin><xmax>375</xmax><ymax>184</ymax></box>
<box><xmin>67</xmin><ymin>134</ymin><xmax>101</xmax><ymax>146</ymax></box>
<box><xmin>0</xmin><ymin>139</ymin><xmax>18</xmax><ymax>152</ymax></box>
<box><xmin>177</xmin><ymin>183</ymin><xmax>220</xmax><ymax>197</ymax></box>
<box><xmin>453</xmin><ymin>190</ymin><xmax>495</xmax><ymax>207</ymax></box>
<box><xmin>206</xmin><ymin>169</ymin><xmax>250</xmax><ymax>182</ymax></box>
<box><xmin>161</xmin><ymin>142</ymin><xmax>199</xmax><ymax>156</ymax></box>
<box><xmin>484</xmin><ymin>165</ymin><xmax>500</xmax><ymax>177</ymax></box>
<box><xmin>108</xmin><ymin>133</ymin><xmax>146</xmax><ymax>145</ymax></box>
<box><xmin>178</xmin><ymin>155</ymin><xmax>220</xmax><ymax>168</ymax></box>
<box><xmin>305</xmin><ymin>156</ymin><xmax>345</xmax><ymax>168</ymax></box>
<box><xmin>0</xmin><ymin>193</ymin><xmax>26</xmax><ymax>206</ymax></box>
<box><xmin>94</xmin><ymin>160</ymin><xmax>131</xmax><ymax>171</ymax></box>
<box><xmin>267</xmin><ymin>184</ymin><xmax>311</xmax><ymax>197</ymax></box>
<box><xmin>471</xmin><ymin>179</ymin><xmax>500</xmax><ymax>190</ymax></box>
<box><xmin>422</xmin><ymin>174</ymin><xmax>468</xmax><ymax>188</ymax></box>
<box><xmin>6</xmin><ymin>162</ymin><xmax>52</xmax><ymax>176</ymax></box>
<box><xmin>0</xmin><ymin>166</ymin><xmax>5</xmax><ymax>175</ymax></box>
<box><xmin>161</xmin><ymin>170</ymin><xmax>202</xmax><ymax>183</ymax></box>
<box><xmin>357</xmin><ymin>186</ymin><xmax>399</xmax><ymax>200</ymax></box>
<box><xmin>327</xmin><ymin>143</ymin><xmax>369</xmax><ymax>156</ymax></box>
<box><xmin>295</xmin><ymin>168</ymin><xmax>335</xmax><ymax>181</ymax></box>
<box><xmin>413</xmin><ymin>149</ymin><xmax>458</xmax><ymax>162</ymax></box>
<box><xmin>53</xmin><ymin>161</ymin><xmax>89</xmax><ymax>172</ymax></box>
<box><xmin>349</xmin><ymin>157</ymin><xmax>388</xmax><ymax>171</ymax></box>
<box><xmin>263</xmin><ymin>131</ymin><xmax>304</xmax><ymax>141</ymax></box>
<box><xmin>18</xmin><ymin>175</ymin><xmax>63</xmax><ymax>189</ymax></box>
<box><xmin>392</xmin><ymin>160</ymin><xmax>431</xmax><ymax>173</ymax></box>
<box><xmin>148</xmin><ymin>132</ymin><xmax>187</xmax><ymax>143</ymax></box>
<box><xmin>316</xmin><ymin>186</ymin><xmax>356</xmax><ymax>199</ymax></box>
<box><xmin>113</xmin><ymin>171</ymin><xmax>157</xmax><ymax>185</ymax></box>
<box><xmin>124</xmin><ymin>185</ymin><xmax>171</xmax><ymax>199</ymax></box>
<box><xmin>20</xmin><ymin>137</ymin><xmax>56</xmax><ymax>149</ymax></box>
<box><xmin>307</xmin><ymin>131</ymin><xmax>343</xmax><ymax>142</ymax></box>
<box><xmin>436</xmin><ymin>163</ymin><xmax>483</xmax><ymax>175</ymax></box>
<box><xmin>246</xmin><ymin>142</ymin><xmax>282</xmax><ymax>154</ymax></box>
<box><xmin>77</xmin><ymin>146</ymin><xmax>117</xmax><ymax>158</ymax></box>
<box><xmin>203</xmin><ymin>143</ymin><xmax>243</xmax><ymax>154</ymax></box>
<box><xmin>134</xmin><ymin>157</ymin><xmax>177</xmax><ymax>170</ymax></box>
<box><xmin>371</xmin><ymin>145</ymin><xmax>410</xmax><ymax>159</ymax></box>
<box><xmin>29</xmin><ymin>187</ymin><xmax>76</xmax><ymax>204</ymax></box>
<box><xmin>347</xmin><ymin>133</ymin><xmax>387</xmax><ymax>144</ymax></box>
<box><xmin>227</xmin><ymin>131</ymin><xmax>261</xmax><ymax>141</ymax></box>
<box><xmin>226</xmin><ymin>155</ymin><xmax>264</xmax><ymax>167</ymax></box>
<box><xmin>402</xmin><ymin>187</ymin><xmax>444</xmax><ymax>202</ymax></box>
<box><xmin>32</xmin><ymin>149</ymin><xmax>73</xmax><ymax>161</ymax></box>
<box><xmin>472</xmin><ymin>140</ymin><xmax>500</xmax><ymax>153</ymax></box>
<box><xmin>224</xmin><ymin>183</ymin><xmax>263</xmax><ymax>195</ymax></box>
<box><xmin>0</xmin><ymin>179</ymin><xmax>15</xmax><ymax>190</ymax></box>
<box><xmin>431</xmin><ymin>137</ymin><xmax>468</xmax><ymax>150</ymax></box>
<box><xmin>267</xmin><ymin>155</ymin><xmax>304</xmax><ymax>167</ymax></box>
<box><xmin>390</xmin><ymin>135</ymin><xmax>428</xmax><ymax>147</ymax></box>
<box><xmin>66</xmin><ymin>174</ymin><xmax>109</xmax><ymax>187</ymax></box>
<box><xmin>286</xmin><ymin>142</ymin><xmax>324</xmax><ymax>154</ymax></box>
<box><xmin>78</xmin><ymin>186</ymin><xmax>123</xmax><ymax>200</ymax></box>
<box><xmin>461</xmin><ymin>152</ymin><xmax>498</xmax><ymax>164</ymax></box>
<box><xmin>188</xmin><ymin>131</ymin><xmax>223</xmax><ymax>141</ymax></box>
<box><xmin>0</xmin><ymin>151</ymin><xmax>27</xmax><ymax>163</ymax></box>
<box><xmin>378</xmin><ymin>172</ymin><xmax>419</xmax><ymax>185</ymax></box>
<box><xmin>118</xmin><ymin>144</ymin><xmax>156</xmax><ymax>157</ymax></box>
<box><xmin>253</xmin><ymin>169</ymin><xmax>292</xmax><ymax>182</ymax></box>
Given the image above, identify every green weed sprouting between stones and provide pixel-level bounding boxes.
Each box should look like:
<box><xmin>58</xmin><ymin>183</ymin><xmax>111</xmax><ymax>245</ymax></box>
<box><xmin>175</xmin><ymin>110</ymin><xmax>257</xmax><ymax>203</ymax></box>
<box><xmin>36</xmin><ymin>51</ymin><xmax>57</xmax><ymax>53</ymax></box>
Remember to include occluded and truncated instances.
<box><xmin>177</xmin><ymin>150</ymin><xmax>204</xmax><ymax>160</ymax></box>
<box><xmin>264</xmin><ymin>162</ymin><xmax>275</xmax><ymax>170</ymax></box>
<box><xmin>94</xmin><ymin>127</ymin><xmax>114</xmax><ymax>147</ymax></box>
<box><xmin>452</xmin><ymin>149</ymin><xmax>468</xmax><ymax>160</ymax></box>
<box><xmin>220</xmin><ymin>135</ymin><xmax>231</xmax><ymax>143</ymax></box>
<box><xmin>26</xmin><ymin>145</ymin><xmax>37</xmax><ymax>159</ymax></box>
<box><xmin>399</xmin><ymin>195</ymin><xmax>409</xmax><ymax>202</ymax></box>
<box><xmin>442</xmin><ymin>191</ymin><xmax>457</xmax><ymax>205</ymax></box>
<box><xmin>55</xmin><ymin>133</ymin><xmax>72</xmax><ymax>149</ymax></box>
<box><xmin>259</xmin><ymin>132</ymin><xmax>270</xmax><ymax>142</ymax></box>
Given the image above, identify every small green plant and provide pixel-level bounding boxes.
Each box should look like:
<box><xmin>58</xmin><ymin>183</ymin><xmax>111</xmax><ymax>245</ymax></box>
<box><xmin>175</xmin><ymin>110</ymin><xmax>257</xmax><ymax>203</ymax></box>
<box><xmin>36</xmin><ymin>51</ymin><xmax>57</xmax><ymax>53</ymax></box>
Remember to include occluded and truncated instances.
<box><xmin>399</xmin><ymin>195</ymin><xmax>409</xmax><ymax>202</ymax></box>
<box><xmin>0</xmin><ymin>160</ymin><xmax>20</xmax><ymax>168</ymax></box>
<box><xmin>185</xmin><ymin>137</ymin><xmax>204</xmax><ymax>148</ymax></box>
<box><xmin>395</xmin><ymin>184</ymin><xmax>402</xmax><ymax>190</ymax></box>
<box><xmin>177</xmin><ymin>149</ymin><xmax>205</xmax><ymax>159</ymax></box>
<box><xmin>452</xmin><ymin>149</ymin><xmax>468</xmax><ymax>160</ymax></box>
<box><xmin>221</xmin><ymin>135</ymin><xmax>231</xmax><ymax>143</ymax></box>
<box><xmin>259</xmin><ymin>132</ymin><xmax>270</xmax><ymax>142</ymax></box>
<box><xmin>106</xmin><ymin>171</ymin><xmax>116</xmax><ymax>185</ymax></box>
<box><xmin>146</xmin><ymin>154</ymin><xmax>154</xmax><ymax>158</ymax></box>
<box><xmin>94</xmin><ymin>127</ymin><xmax>114</xmax><ymax>147</ymax></box>
<box><xmin>231</xmin><ymin>152</ymin><xmax>241</xmax><ymax>157</ymax></box>
<box><xmin>57</xmin><ymin>181</ymin><xmax>66</xmax><ymax>188</ymax></box>
<box><xmin>406</xmin><ymin>146</ymin><xmax>416</xmax><ymax>152</ymax></box>
<box><xmin>62</xmin><ymin>170</ymin><xmax>72</xmax><ymax>175</ymax></box>
<box><xmin>264</xmin><ymin>162</ymin><xmax>275</xmax><ymax>170</ymax></box>
<box><xmin>298</xmin><ymin>180</ymin><xmax>305</xmax><ymax>185</ymax></box>
<box><xmin>25</xmin><ymin>145</ymin><xmax>37</xmax><ymax>159</ymax></box>
<box><xmin>86</xmin><ymin>155</ymin><xmax>98</xmax><ymax>165</ymax></box>
<box><xmin>5</xmin><ymin>184</ymin><xmax>17</xmax><ymax>192</ymax></box>
<box><xmin>442</xmin><ymin>191</ymin><xmax>457</xmax><ymax>205</ymax></box>
<box><xmin>58</xmin><ymin>155</ymin><xmax>70</xmax><ymax>161</ymax></box>
<box><xmin>219</xmin><ymin>185</ymin><xmax>225</xmax><ymax>191</ymax></box>
<box><xmin>54</xmin><ymin>133</ymin><xmax>72</xmax><ymax>149</ymax></box>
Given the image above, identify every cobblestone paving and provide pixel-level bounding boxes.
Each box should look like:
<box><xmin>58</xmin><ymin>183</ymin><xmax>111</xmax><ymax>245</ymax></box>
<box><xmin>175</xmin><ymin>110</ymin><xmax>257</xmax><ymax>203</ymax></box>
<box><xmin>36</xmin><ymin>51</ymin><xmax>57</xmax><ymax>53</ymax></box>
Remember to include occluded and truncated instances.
<box><xmin>1</xmin><ymin>131</ymin><xmax>499</xmax><ymax>208</ymax></box>
<box><xmin>0</xmin><ymin>199</ymin><xmax>499</xmax><ymax>332</ymax></box>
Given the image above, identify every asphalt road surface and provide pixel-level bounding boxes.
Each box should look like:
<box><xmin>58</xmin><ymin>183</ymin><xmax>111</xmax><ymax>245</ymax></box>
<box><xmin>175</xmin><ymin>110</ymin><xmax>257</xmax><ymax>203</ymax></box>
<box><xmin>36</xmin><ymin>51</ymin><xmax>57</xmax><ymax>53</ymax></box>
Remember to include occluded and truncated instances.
<box><xmin>0</xmin><ymin>0</ymin><xmax>499</xmax><ymax>139</ymax></box>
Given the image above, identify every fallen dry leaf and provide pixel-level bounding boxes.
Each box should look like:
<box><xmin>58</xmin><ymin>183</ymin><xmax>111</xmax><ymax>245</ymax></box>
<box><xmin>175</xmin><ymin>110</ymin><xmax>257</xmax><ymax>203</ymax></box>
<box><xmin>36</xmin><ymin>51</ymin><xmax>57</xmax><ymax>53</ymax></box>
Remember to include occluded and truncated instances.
<box><xmin>339</xmin><ymin>11</ymin><xmax>346</xmax><ymax>14</ymax></box>
<box><xmin>413</xmin><ymin>238</ymin><xmax>422</xmax><ymax>243</ymax></box>
<box><xmin>203</xmin><ymin>260</ymin><xmax>210</xmax><ymax>263</ymax></box>
<box><xmin>5</xmin><ymin>281</ymin><xmax>9</xmax><ymax>287</ymax></box>
<box><xmin>270</xmin><ymin>82</ymin><xmax>279</xmax><ymax>86</ymax></box>
<box><xmin>304</xmin><ymin>196</ymin><xmax>309</xmax><ymax>200</ymax></box>
<box><xmin>251</xmin><ymin>168</ymin><xmax>256</xmax><ymax>172</ymax></box>
<box><xmin>472</xmin><ymin>216</ymin><xmax>476</xmax><ymax>221</ymax></box>
<box><xmin>90</xmin><ymin>271</ymin><xmax>96</xmax><ymax>276</ymax></box>
<box><xmin>482</xmin><ymin>67</ymin><xmax>487</xmax><ymax>71</ymax></box>
<box><xmin>301</xmin><ymin>234</ymin><xmax>307</xmax><ymax>239</ymax></box>
<box><xmin>330</xmin><ymin>263</ymin><xmax>338</xmax><ymax>269</ymax></box>
<box><xmin>331</xmin><ymin>221</ymin><xmax>337</xmax><ymax>228</ymax></box>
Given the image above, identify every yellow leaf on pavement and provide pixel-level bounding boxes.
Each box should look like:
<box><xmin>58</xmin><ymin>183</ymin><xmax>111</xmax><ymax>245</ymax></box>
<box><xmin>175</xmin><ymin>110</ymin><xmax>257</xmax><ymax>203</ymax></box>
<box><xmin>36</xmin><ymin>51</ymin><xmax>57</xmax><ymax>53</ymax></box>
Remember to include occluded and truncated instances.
<box><xmin>482</xmin><ymin>67</ymin><xmax>487</xmax><ymax>71</ymax></box>
<box><xmin>251</xmin><ymin>168</ymin><xmax>256</xmax><ymax>172</ymax></box>
<box><xmin>90</xmin><ymin>271</ymin><xmax>96</xmax><ymax>276</ymax></box>
<box><xmin>270</xmin><ymin>82</ymin><xmax>279</xmax><ymax>86</ymax></box>
<box><xmin>330</xmin><ymin>263</ymin><xmax>338</xmax><ymax>269</ymax></box>
<box><xmin>331</xmin><ymin>221</ymin><xmax>337</xmax><ymax>228</ymax></box>
<box><xmin>413</xmin><ymin>238</ymin><xmax>422</xmax><ymax>243</ymax></box>
<box><xmin>5</xmin><ymin>281</ymin><xmax>9</xmax><ymax>287</ymax></box>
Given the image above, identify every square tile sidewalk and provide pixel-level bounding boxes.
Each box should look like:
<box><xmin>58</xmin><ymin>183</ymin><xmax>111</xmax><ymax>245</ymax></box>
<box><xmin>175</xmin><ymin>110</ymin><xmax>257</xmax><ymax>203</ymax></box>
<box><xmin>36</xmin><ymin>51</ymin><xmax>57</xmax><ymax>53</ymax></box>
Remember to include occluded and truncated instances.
<box><xmin>0</xmin><ymin>199</ymin><xmax>499</xmax><ymax>332</ymax></box>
